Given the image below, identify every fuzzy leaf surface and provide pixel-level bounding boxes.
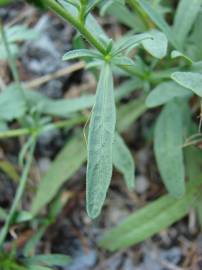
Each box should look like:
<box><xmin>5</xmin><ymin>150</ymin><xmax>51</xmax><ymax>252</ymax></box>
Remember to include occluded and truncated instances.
<box><xmin>87</xmin><ymin>64</ymin><xmax>116</xmax><ymax>219</ymax></box>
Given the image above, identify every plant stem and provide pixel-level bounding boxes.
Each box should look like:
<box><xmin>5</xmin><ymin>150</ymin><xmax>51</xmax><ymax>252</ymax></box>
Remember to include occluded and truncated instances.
<box><xmin>0</xmin><ymin>22</ymin><xmax>27</xmax><ymax>102</ymax></box>
<box><xmin>127</xmin><ymin>0</ymin><xmax>152</xmax><ymax>29</ymax></box>
<box><xmin>45</xmin><ymin>0</ymin><xmax>107</xmax><ymax>55</ymax></box>
<box><xmin>0</xmin><ymin>128</ymin><xmax>30</xmax><ymax>139</ymax></box>
<box><xmin>0</xmin><ymin>116</ymin><xmax>87</xmax><ymax>139</ymax></box>
<box><xmin>0</xmin><ymin>138</ymin><xmax>36</xmax><ymax>249</ymax></box>
<box><xmin>43</xmin><ymin>0</ymin><xmax>147</xmax><ymax>80</ymax></box>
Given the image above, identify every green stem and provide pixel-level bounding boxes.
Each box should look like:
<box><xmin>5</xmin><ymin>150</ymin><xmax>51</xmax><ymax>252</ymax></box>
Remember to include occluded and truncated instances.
<box><xmin>43</xmin><ymin>0</ymin><xmax>148</xmax><ymax>80</ymax></box>
<box><xmin>0</xmin><ymin>138</ymin><xmax>36</xmax><ymax>249</ymax></box>
<box><xmin>0</xmin><ymin>22</ymin><xmax>27</xmax><ymax>102</ymax></box>
<box><xmin>45</xmin><ymin>0</ymin><xmax>107</xmax><ymax>55</ymax></box>
<box><xmin>127</xmin><ymin>0</ymin><xmax>152</xmax><ymax>29</ymax></box>
<box><xmin>0</xmin><ymin>116</ymin><xmax>87</xmax><ymax>139</ymax></box>
<box><xmin>0</xmin><ymin>128</ymin><xmax>30</xmax><ymax>139</ymax></box>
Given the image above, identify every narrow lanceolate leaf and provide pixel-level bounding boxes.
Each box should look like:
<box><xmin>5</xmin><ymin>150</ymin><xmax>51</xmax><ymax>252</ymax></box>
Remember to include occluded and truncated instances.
<box><xmin>62</xmin><ymin>49</ymin><xmax>100</xmax><ymax>61</ymax></box>
<box><xmin>113</xmin><ymin>133</ymin><xmax>135</xmax><ymax>190</ymax></box>
<box><xmin>31</xmin><ymin>97</ymin><xmax>145</xmax><ymax>216</ymax></box>
<box><xmin>154</xmin><ymin>101</ymin><xmax>185</xmax><ymax>197</ymax></box>
<box><xmin>99</xmin><ymin>182</ymin><xmax>200</xmax><ymax>251</ymax></box>
<box><xmin>173</xmin><ymin>0</ymin><xmax>202</xmax><ymax>48</ymax></box>
<box><xmin>87</xmin><ymin>64</ymin><xmax>116</xmax><ymax>219</ymax></box>
<box><xmin>171</xmin><ymin>72</ymin><xmax>202</xmax><ymax>97</ymax></box>
<box><xmin>142</xmin><ymin>30</ymin><xmax>168</xmax><ymax>59</ymax></box>
<box><xmin>146</xmin><ymin>81</ymin><xmax>191</xmax><ymax>108</ymax></box>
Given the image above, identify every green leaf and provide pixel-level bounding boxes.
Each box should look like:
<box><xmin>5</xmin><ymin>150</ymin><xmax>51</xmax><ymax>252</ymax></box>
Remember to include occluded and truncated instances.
<box><xmin>4</xmin><ymin>25</ymin><xmax>39</xmax><ymax>43</ymax></box>
<box><xmin>25</xmin><ymin>78</ymin><xmax>142</xmax><ymax>118</ymax></box>
<box><xmin>87</xmin><ymin>64</ymin><xmax>116</xmax><ymax>219</ymax></box>
<box><xmin>31</xmin><ymin>97</ymin><xmax>146</xmax><ymax>215</ymax></box>
<box><xmin>31</xmin><ymin>132</ymin><xmax>86</xmax><ymax>215</ymax></box>
<box><xmin>117</xmin><ymin>96</ymin><xmax>146</xmax><ymax>132</ymax></box>
<box><xmin>146</xmin><ymin>81</ymin><xmax>191</xmax><ymax>108</ymax></box>
<box><xmin>100</xmin><ymin>144</ymin><xmax>202</xmax><ymax>251</ymax></box>
<box><xmin>171</xmin><ymin>72</ymin><xmax>202</xmax><ymax>97</ymax></box>
<box><xmin>112</xmin><ymin>56</ymin><xmax>135</xmax><ymax>67</ymax></box>
<box><xmin>99</xmin><ymin>182</ymin><xmax>200</xmax><ymax>251</ymax></box>
<box><xmin>24</xmin><ymin>254</ymin><xmax>70</xmax><ymax>267</ymax></box>
<box><xmin>113</xmin><ymin>133</ymin><xmax>135</xmax><ymax>190</ymax></box>
<box><xmin>15</xmin><ymin>211</ymin><xmax>33</xmax><ymax>223</ymax></box>
<box><xmin>142</xmin><ymin>29</ymin><xmax>168</xmax><ymax>59</ymax></box>
<box><xmin>0</xmin><ymin>43</ymin><xmax>18</xmax><ymax>60</ymax></box>
<box><xmin>171</xmin><ymin>50</ymin><xmax>193</xmax><ymax>64</ymax></box>
<box><xmin>62</xmin><ymin>49</ymin><xmax>100</xmax><ymax>61</ymax></box>
<box><xmin>154</xmin><ymin>101</ymin><xmax>185</xmax><ymax>197</ymax></box>
<box><xmin>41</xmin><ymin>95</ymin><xmax>95</xmax><ymax>117</ymax></box>
<box><xmin>173</xmin><ymin>0</ymin><xmax>202</xmax><ymax>48</ymax></box>
<box><xmin>112</xmin><ymin>33</ymin><xmax>152</xmax><ymax>55</ymax></box>
<box><xmin>188</xmin><ymin>11</ymin><xmax>202</xmax><ymax>61</ymax></box>
<box><xmin>0</xmin><ymin>84</ymin><xmax>26</xmax><ymax>121</ymax></box>
<box><xmin>134</xmin><ymin>0</ymin><xmax>178</xmax><ymax>49</ymax></box>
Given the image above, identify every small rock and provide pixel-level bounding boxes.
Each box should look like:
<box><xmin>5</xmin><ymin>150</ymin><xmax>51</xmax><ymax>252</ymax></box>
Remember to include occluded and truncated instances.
<box><xmin>38</xmin><ymin>158</ymin><xmax>51</xmax><ymax>174</ymax></box>
<box><xmin>65</xmin><ymin>250</ymin><xmax>97</xmax><ymax>270</ymax></box>
<box><xmin>136</xmin><ymin>175</ymin><xmax>150</xmax><ymax>194</ymax></box>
